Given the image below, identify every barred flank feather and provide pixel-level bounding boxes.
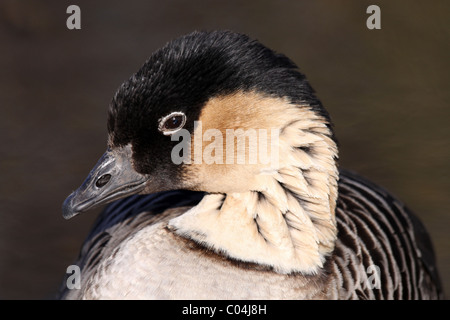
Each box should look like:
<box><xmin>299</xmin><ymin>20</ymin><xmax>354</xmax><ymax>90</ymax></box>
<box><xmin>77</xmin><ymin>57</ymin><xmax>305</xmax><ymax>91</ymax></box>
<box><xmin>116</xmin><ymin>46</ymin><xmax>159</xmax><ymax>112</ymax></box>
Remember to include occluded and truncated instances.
<box><xmin>329</xmin><ymin>170</ymin><xmax>443</xmax><ymax>300</ymax></box>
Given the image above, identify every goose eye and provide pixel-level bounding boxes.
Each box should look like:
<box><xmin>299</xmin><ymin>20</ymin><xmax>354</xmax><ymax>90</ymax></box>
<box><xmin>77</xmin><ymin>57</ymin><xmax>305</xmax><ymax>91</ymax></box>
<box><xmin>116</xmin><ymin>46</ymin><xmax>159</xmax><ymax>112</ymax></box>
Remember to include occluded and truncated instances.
<box><xmin>96</xmin><ymin>174</ymin><xmax>111</xmax><ymax>188</ymax></box>
<box><xmin>158</xmin><ymin>112</ymin><xmax>186</xmax><ymax>135</ymax></box>
<box><xmin>164</xmin><ymin>116</ymin><xmax>182</xmax><ymax>129</ymax></box>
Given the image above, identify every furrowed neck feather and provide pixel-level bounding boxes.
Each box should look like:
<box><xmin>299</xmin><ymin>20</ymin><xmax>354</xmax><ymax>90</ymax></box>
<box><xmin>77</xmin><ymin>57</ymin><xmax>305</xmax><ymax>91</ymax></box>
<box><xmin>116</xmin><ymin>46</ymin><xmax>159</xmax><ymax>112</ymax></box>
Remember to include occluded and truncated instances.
<box><xmin>169</xmin><ymin>94</ymin><xmax>339</xmax><ymax>274</ymax></box>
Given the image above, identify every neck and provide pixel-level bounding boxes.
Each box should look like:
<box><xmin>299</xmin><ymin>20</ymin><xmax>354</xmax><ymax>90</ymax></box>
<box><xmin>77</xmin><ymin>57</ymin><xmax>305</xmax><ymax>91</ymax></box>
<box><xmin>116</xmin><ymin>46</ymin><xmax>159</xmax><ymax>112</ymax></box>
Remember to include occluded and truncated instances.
<box><xmin>169</xmin><ymin>103</ymin><xmax>339</xmax><ymax>274</ymax></box>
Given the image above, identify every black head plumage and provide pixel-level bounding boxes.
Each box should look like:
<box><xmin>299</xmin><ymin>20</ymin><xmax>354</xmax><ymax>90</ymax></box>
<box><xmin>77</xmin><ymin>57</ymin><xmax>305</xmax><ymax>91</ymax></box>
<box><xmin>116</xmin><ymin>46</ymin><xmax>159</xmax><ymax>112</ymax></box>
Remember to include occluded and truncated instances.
<box><xmin>107</xmin><ymin>30</ymin><xmax>331</xmax><ymax>177</ymax></box>
<box><xmin>108</xmin><ymin>31</ymin><xmax>329</xmax><ymax>142</ymax></box>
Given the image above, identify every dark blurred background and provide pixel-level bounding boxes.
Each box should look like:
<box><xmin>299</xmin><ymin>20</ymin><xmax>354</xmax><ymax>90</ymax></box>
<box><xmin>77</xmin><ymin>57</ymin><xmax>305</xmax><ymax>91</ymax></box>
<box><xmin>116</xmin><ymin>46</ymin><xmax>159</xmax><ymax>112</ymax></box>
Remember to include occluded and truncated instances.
<box><xmin>0</xmin><ymin>0</ymin><xmax>448</xmax><ymax>299</ymax></box>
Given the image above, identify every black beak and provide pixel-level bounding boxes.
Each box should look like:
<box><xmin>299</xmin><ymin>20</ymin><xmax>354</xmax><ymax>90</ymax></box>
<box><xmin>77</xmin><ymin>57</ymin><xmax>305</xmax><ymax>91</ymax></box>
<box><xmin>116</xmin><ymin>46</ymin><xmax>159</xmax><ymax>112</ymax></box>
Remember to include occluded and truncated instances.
<box><xmin>62</xmin><ymin>145</ymin><xmax>148</xmax><ymax>220</ymax></box>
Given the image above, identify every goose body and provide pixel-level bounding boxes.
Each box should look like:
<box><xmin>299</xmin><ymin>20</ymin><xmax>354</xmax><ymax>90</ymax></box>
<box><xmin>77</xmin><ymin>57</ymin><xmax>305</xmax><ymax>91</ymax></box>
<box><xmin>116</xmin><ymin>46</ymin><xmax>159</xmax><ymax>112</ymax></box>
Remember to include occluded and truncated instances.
<box><xmin>60</xmin><ymin>31</ymin><xmax>443</xmax><ymax>300</ymax></box>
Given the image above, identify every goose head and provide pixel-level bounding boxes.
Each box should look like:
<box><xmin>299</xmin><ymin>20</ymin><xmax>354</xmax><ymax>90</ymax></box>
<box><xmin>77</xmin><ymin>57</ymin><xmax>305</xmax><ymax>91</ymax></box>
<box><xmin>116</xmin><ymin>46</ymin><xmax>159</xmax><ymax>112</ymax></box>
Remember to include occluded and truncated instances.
<box><xmin>63</xmin><ymin>30</ymin><xmax>339</xmax><ymax>274</ymax></box>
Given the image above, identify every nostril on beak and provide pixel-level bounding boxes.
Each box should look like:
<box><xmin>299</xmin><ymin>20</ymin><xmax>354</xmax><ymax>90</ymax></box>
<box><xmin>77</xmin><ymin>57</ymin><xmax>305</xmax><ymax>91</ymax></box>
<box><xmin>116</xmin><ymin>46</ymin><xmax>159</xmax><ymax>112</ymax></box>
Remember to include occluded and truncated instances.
<box><xmin>96</xmin><ymin>174</ymin><xmax>111</xmax><ymax>188</ymax></box>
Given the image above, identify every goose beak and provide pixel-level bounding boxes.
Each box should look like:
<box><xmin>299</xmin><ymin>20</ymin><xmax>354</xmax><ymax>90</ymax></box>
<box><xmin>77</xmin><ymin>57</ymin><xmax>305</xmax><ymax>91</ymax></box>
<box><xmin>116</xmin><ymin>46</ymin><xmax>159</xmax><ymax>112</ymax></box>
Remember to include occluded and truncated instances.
<box><xmin>62</xmin><ymin>145</ymin><xmax>148</xmax><ymax>220</ymax></box>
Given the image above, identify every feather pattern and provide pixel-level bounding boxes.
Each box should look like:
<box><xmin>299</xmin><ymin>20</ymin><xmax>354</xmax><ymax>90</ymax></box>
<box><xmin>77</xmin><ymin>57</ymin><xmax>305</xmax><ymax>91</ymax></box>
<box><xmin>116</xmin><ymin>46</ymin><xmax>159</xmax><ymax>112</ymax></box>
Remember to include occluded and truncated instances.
<box><xmin>58</xmin><ymin>170</ymin><xmax>443</xmax><ymax>300</ymax></box>
<box><xmin>59</xmin><ymin>31</ymin><xmax>443</xmax><ymax>300</ymax></box>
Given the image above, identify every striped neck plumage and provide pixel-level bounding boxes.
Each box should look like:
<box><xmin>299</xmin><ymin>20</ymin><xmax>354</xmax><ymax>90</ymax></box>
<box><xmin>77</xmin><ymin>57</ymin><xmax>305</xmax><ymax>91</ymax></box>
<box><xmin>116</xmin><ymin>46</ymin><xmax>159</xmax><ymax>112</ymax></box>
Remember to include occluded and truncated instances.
<box><xmin>169</xmin><ymin>96</ymin><xmax>339</xmax><ymax>275</ymax></box>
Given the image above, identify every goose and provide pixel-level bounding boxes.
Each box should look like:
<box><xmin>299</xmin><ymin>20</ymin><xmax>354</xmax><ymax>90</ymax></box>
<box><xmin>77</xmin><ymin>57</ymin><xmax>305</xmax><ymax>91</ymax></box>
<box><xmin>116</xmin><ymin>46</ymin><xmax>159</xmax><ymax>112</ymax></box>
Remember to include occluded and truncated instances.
<box><xmin>59</xmin><ymin>30</ymin><xmax>443</xmax><ymax>300</ymax></box>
